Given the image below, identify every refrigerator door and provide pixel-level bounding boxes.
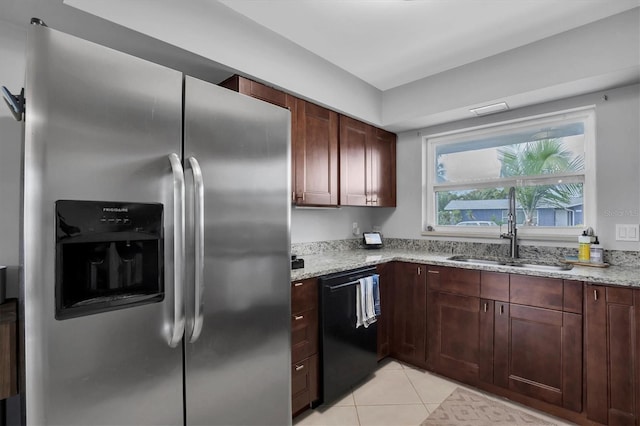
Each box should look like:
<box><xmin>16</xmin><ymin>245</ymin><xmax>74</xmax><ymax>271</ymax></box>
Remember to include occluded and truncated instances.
<box><xmin>183</xmin><ymin>76</ymin><xmax>292</xmax><ymax>425</ymax></box>
<box><xmin>22</xmin><ymin>25</ymin><xmax>184</xmax><ymax>425</ymax></box>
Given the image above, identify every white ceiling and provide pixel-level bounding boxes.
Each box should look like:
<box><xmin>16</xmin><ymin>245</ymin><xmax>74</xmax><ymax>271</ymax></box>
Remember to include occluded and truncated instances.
<box><xmin>218</xmin><ymin>0</ymin><xmax>640</xmax><ymax>91</ymax></box>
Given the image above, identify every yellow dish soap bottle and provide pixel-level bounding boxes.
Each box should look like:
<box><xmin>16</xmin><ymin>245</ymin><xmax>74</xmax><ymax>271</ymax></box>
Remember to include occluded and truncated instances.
<box><xmin>578</xmin><ymin>232</ymin><xmax>591</xmax><ymax>262</ymax></box>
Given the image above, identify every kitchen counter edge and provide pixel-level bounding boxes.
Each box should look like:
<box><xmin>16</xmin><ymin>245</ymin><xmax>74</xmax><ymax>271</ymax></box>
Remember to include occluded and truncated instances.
<box><xmin>290</xmin><ymin>249</ymin><xmax>639</xmax><ymax>287</ymax></box>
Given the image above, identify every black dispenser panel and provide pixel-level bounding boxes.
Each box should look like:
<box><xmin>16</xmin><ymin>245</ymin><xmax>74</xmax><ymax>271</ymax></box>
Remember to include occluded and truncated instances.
<box><xmin>55</xmin><ymin>200</ymin><xmax>164</xmax><ymax>320</ymax></box>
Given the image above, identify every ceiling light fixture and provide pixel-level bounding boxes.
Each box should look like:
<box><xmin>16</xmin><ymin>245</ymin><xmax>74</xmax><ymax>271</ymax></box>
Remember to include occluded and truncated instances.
<box><xmin>469</xmin><ymin>102</ymin><xmax>509</xmax><ymax>116</ymax></box>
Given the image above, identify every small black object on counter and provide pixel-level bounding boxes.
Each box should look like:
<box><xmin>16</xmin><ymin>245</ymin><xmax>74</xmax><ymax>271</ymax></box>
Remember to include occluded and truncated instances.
<box><xmin>291</xmin><ymin>255</ymin><xmax>304</xmax><ymax>270</ymax></box>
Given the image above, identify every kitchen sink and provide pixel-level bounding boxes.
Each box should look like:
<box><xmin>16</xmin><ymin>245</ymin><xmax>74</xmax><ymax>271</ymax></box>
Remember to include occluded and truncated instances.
<box><xmin>447</xmin><ymin>255</ymin><xmax>573</xmax><ymax>271</ymax></box>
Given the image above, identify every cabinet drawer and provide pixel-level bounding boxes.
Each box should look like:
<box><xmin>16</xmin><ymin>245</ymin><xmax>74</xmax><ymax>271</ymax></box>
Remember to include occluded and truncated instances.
<box><xmin>428</xmin><ymin>266</ymin><xmax>480</xmax><ymax>297</ymax></box>
<box><xmin>292</xmin><ymin>278</ymin><xmax>318</xmax><ymax>314</ymax></box>
<box><xmin>510</xmin><ymin>275</ymin><xmax>562</xmax><ymax>310</ymax></box>
<box><xmin>292</xmin><ymin>354</ymin><xmax>318</xmax><ymax>416</ymax></box>
<box><xmin>292</xmin><ymin>308</ymin><xmax>318</xmax><ymax>363</ymax></box>
<box><xmin>480</xmin><ymin>271</ymin><xmax>509</xmax><ymax>302</ymax></box>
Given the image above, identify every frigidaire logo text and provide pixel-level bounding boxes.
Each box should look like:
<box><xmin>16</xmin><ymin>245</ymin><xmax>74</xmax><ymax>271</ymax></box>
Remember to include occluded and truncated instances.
<box><xmin>103</xmin><ymin>207</ymin><xmax>128</xmax><ymax>213</ymax></box>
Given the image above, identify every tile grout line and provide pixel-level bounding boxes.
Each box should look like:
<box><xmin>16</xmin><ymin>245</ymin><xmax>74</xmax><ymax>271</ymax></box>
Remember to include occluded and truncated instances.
<box><xmin>400</xmin><ymin>363</ymin><xmax>432</xmax><ymax>418</ymax></box>
<box><xmin>351</xmin><ymin>388</ymin><xmax>363</xmax><ymax>426</ymax></box>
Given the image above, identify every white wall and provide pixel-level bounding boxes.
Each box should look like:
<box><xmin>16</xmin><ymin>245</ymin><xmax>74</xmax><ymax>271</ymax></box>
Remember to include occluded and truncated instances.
<box><xmin>291</xmin><ymin>207</ymin><xmax>384</xmax><ymax>244</ymax></box>
<box><xmin>380</xmin><ymin>84</ymin><xmax>640</xmax><ymax>251</ymax></box>
<box><xmin>0</xmin><ymin>21</ymin><xmax>26</xmax><ymax>297</ymax></box>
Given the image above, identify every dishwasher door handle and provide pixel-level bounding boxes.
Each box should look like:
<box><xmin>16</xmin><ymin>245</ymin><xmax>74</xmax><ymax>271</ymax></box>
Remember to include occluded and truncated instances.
<box><xmin>327</xmin><ymin>279</ymin><xmax>363</xmax><ymax>291</ymax></box>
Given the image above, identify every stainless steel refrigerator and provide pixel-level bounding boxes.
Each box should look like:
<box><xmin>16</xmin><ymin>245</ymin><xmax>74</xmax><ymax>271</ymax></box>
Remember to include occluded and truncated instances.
<box><xmin>20</xmin><ymin>23</ymin><xmax>291</xmax><ymax>425</ymax></box>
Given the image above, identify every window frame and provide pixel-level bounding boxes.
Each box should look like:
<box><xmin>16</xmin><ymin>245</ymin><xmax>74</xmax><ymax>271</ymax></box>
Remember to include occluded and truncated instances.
<box><xmin>422</xmin><ymin>106</ymin><xmax>596</xmax><ymax>240</ymax></box>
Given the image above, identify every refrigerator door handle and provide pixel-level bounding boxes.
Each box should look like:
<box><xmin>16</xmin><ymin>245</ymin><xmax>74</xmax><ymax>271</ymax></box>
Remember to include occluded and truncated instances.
<box><xmin>187</xmin><ymin>156</ymin><xmax>205</xmax><ymax>343</ymax></box>
<box><xmin>168</xmin><ymin>153</ymin><xmax>185</xmax><ymax>348</ymax></box>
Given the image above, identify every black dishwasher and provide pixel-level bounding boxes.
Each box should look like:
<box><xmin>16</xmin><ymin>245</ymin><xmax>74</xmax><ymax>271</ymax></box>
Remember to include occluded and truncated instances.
<box><xmin>319</xmin><ymin>266</ymin><xmax>378</xmax><ymax>405</ymax></box>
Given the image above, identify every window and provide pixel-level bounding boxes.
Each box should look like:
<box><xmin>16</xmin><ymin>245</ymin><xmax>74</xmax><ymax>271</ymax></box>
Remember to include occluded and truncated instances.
<box><xmin>424</xmin><ymin>107</ymin><xmax>596</xmax><ymax>238</ymax></box>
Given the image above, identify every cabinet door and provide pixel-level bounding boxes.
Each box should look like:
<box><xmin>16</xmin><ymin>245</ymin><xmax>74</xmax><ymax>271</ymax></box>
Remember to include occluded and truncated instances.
<box><xmin>479</xmin><ymin>272</ymin><xmax>509</xmax><ymax>386</ymax></box>
<box><xmin>428</xmin><ymin>291</ymin><xmax>481</xmax><ymax>384</ymax></box>
<box><xmin>370</xmin><ymin>128</ymin><xmax>396</xmax><ymax>207</ymax></box>
<box><xmin>376</xmin><ymin>262</ymin><xmax>394</xmax><ymax>360</ymax></box>
<box><xmin>504</xmin><ymin>304</ymin><xmax>582</xmax><ymax>412</ymax></box>
<box><xmin>339</xmin><ymin>116</ymin><xmax>369</xmax><ymax>206</ymax></box>
<box><xmin>586</xmin><ymin>285</ymin><xmax>637</xmax><ymax>425</ymax></box>
<box><xmin>293</xmin><ymin>99</ymin><xmax>339</xmax><ymax>205</ymax></box>
<box><xmin>479</xmin><ymin>300</ymin><xmax>510</xmax><ymax>389</ymax></box>
<box><xmin>339</xmin><ymin>116</ymin><xmax>397</xmax><ymax>207</ymax></box>
<box><xmin>391</xmin><ymin>263</ymin><xmax>427</xmax><ymax>366</ymax></box>
<box><xmin>291</xmin><ymin>354</ymin><xmax>318</xmax><ymax>416</ymax></box>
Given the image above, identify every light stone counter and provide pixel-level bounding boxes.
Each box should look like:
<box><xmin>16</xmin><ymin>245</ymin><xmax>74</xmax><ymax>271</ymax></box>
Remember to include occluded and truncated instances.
<box><xmin>291</xmin><ymin>248</ymin><xmax>639</xmax><ymax>287</ymax></box>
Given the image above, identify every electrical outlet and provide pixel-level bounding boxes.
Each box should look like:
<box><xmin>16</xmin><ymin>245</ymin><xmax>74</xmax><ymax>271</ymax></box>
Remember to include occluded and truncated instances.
<box><xmin>352</xmin><ymin>222</ymin><xmax>360</xmax><ymax>236</ymax></box>
<box><xmin>615</xmin><ymin>224</ymin><xmax>639</xmax><ymax>241</ymax></box>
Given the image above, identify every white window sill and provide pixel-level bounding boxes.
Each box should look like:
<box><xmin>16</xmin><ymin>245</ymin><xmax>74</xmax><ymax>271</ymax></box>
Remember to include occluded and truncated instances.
<box><xmin>420</xmin><ymin>230</ymin><xmax>577</xmax><ymax>244</ymax></box>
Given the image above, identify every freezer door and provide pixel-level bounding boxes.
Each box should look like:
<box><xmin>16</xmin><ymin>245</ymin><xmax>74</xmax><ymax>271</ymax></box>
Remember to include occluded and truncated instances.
<box><xmin>183</xmin><ymin>76</ymin><xmax>292</xmax><ymax>425</ymax></box>
<box><xmin>22</xmin><ymin>25</ymin><xmax>184</xmax><ymax>425</ymax></box>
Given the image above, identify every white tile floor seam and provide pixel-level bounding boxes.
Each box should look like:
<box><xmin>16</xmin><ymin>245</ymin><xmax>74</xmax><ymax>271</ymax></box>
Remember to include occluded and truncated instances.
<box><xmin>293</xmin><ymin>359</ymin><xmax>576</xmax><ymax>426</ymax></box>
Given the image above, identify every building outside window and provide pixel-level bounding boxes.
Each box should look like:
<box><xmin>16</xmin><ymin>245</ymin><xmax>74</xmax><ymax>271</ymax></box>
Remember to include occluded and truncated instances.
<box><xmin>424</xmin><ymin>107</ymin><xmax>596</xmax><ymax>239</ymax></box>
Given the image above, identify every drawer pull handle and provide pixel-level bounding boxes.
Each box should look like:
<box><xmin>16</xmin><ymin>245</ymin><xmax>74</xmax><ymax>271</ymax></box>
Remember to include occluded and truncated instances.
<box><xmin>293</xmin><ymin>315</ymin><xmax>304</xmax><ymax>321</ymax></box>
<box><xmin>500</xmin><ymin>305</ymin><xmax>504</xmax><ymax>315</ymax></box>
<box><xmin>427</xmin><ymin>270</ymin><xmax>440</xmax><ymax>274</ymax></box>
<box><xmin>294</xmin><ymin>282</ymin><xmax>303</xmax><ymax>287</ymax></box>
<box><xmin>483</xmin><ymin>302</ymin><xmax>488</xmax><ymax>313</ymax></box>
<box><xmin>295</xmin><ymin>364</ymin><xmax>304</xmax><ymax>371</ymax></box>
<box><xmin>594</xmin><ymin>289</ymin><xmax>598</xmax><ymax>301</ymax></box>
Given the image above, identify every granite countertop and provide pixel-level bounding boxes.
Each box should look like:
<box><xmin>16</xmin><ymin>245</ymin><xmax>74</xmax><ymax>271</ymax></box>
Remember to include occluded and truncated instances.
<box><xmin>291</xmin><ymin>248</ymin><xmax>639</xmax><ymax>287</ymax></box>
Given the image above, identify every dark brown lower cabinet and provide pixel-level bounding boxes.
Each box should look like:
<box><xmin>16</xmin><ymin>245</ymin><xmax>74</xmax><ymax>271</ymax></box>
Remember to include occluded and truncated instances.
<box><xmin>291</xmin><ymin>354</ymin><xmax>318</xmax><ymax>416</ymax></box>
<box><xmin>429</xmin><ymin>291</ymin><xmax>481</xmax><ymax>384</ymax></box>
<box><xmin>0</xmin><ymin>299</ymin><xmax>18</xmax><ymax>400</ymax></box>
<box><xmin>376</xmin><ymin>262</ymin><xmax>394</xmax><ymax>360</ymax></box>
<box><xmin>391</xmin><ymin>263</ymin><xmax>427</xmax><ymax>367</ymax></box>
<box><xmin>427</xmin><ymin>266</ymin><xmax>481</xmax><ymax>381</ymax></box>
<box><xmin>291</xmin><ymin>278</ymin><xmax>319</xmax><ymax>417</ymax></box>
<box><xmin>479</xmin><ymin>277</ymin><xmax>583</xmax><ymax>413</ymax></box>
<box><xmin>586</xmin><ymin>284</ymin><xmax>640</xmax><ymax>425</ymax></box>
<box><xmin>429</xmin><ymin>269</ymin><xmax>583</xmax><ymax>414</ymax></box>
<box><xmin>493</xmin><ymin>304</ymin><xmax>582</xmax><ymax>412</ymax></box>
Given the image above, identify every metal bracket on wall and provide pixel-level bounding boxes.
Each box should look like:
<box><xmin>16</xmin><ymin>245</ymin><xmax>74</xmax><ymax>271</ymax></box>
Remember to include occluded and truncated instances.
<box><xmin>1</xmin><ymin>87</ymin><xmax>24</xmax><ymax>122</ymax></box>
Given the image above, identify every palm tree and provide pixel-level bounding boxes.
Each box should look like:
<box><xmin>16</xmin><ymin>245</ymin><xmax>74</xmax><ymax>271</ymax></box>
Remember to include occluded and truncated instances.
<box><xmin>498</xmin><ymin>139</ymin><xmax>584</xmax><ymax>226</ymax></box>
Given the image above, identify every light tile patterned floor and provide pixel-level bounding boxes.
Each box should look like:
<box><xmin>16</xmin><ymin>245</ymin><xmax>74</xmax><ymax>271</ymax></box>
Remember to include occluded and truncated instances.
<box><xmin>293</xmin><ymin>359</ymin><xmax>576</xmax><ymax>426</ymax></box>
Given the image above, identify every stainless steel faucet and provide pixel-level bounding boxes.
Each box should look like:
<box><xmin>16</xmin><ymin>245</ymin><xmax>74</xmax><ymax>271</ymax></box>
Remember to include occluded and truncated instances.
<box><xmin>501</xmin><ymin>186</ymin><xmax>518</xmax><ymax>259</ymax></box>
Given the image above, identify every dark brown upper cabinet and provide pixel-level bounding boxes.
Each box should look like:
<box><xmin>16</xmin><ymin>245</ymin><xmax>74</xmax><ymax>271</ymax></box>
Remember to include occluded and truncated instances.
<box><xmin>292</xmin><ymin>98</ymin><xmax>339</xmax><ymax>206</ymax></box>
<box><xmin>339</xmin><ymin>115</ymin><xmax>396</xmax><ymax>207</ymax></box>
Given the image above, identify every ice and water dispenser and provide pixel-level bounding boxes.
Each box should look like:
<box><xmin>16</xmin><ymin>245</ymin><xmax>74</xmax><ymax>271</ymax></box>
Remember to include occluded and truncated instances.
<box><xmin>55</xmin><ymin>200</ymin><xmax>164</xmax><ymax>320</ymax></box>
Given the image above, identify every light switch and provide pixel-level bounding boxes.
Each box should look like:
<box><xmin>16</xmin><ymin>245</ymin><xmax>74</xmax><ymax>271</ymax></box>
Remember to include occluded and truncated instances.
<box><xmin>616</xmin><ymin>224</ymin><xmax>640</xmax><ymax>241</ymax></box>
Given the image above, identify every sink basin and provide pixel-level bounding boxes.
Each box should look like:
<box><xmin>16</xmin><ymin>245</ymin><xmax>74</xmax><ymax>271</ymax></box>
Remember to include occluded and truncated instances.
<box><xmin>506</xmin><ymin>262</ymin><xmax>573</xmax><ymax>271</ymax></box>
<box><xmin>447</xmin><ymin>255</ymin><xmax>573</xmax><ymax>271</ymax></box>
